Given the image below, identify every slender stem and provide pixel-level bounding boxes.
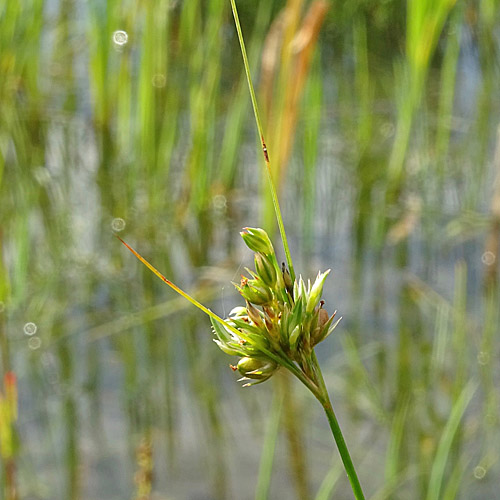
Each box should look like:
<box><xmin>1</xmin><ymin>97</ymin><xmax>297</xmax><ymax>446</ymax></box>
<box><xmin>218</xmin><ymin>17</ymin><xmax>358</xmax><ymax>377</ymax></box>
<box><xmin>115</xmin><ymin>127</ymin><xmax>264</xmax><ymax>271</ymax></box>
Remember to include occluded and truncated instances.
<box><xmin>309</xmin><ymin>352</ymin><xmax>366</xmax><ymax>500</ymax></box>
<box><xmin>229</xmin><ymin>3</ymin><xmax>365</xmax><ymax>497</ymax></box>
<box><xmin>319</xmin><ymin>396</ymin><xmax>365</xmax><ymax>500</ymax></box>
<box><xmin>229</xmin><ymin>0</ymin><xmax>296</xmax><ymax>283</ymax></box>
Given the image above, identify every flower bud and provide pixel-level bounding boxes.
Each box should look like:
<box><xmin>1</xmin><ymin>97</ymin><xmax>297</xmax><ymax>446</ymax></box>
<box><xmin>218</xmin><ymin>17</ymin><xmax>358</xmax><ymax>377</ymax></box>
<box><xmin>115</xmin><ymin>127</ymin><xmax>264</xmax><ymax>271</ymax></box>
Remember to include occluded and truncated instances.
<box><xmin>306</xmin><ymin>270</ymin><xmax>331</xmax><ymax>314</ymax></box>
<box><xmin>236</xmin><ymin>356</ymin><xmax>278</xmax><ymax>381</ymax></box>
<box><xmin>255</xmin><ymin>253</ymin><xmax>278</xmax><ymax>288</ymax></box>
<box><xmin>236</xmin><ymin>280</ymin><xmax>273</xmax><ymax>306</ymax></box>
<box><xmin>240</xmin><ymin>227</ymin><xmax>275</xmax><ymax>255</ymax></box>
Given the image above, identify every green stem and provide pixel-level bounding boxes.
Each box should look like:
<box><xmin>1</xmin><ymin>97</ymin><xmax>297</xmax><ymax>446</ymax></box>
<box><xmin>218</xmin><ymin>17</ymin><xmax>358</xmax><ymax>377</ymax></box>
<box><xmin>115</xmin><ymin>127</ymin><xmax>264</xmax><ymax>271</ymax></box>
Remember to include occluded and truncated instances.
<box><xmin>309</xmin><ymin>352</ymin><xmax>366</xmax><ymax>500</ymax></box>
<box><xmin>320</xmin><ymin>396</ymin><xmax>365</xmax><ymax>500</ymax></box>
<box><xmin>229</xmin><ymin>4</ymin><xmax>364</xmax><ymax>496</ymax></box>
<box><xmin>229</xmin><ymin>0</ymin><xmax>296</xmax><ymax>283</ymax></box>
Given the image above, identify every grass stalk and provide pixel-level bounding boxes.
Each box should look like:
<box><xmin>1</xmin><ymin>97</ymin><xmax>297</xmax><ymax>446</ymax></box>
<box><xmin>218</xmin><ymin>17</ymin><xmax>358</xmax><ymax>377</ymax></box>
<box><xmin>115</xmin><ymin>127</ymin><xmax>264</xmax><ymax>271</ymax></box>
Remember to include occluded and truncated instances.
<box><xmin>425</xmin><ymin>381</ymin><xmax>477</xmax><ymax>500</ymax></box>
<box><xmin>319</xmin><ymin>399</ymin><xmax>365</xmax><ymax>500</ymax></box>
<box><xmin>229</xmin><ymin>5</ymin><xmax>366</xmax><ymax>496</ymax></box>
<box><xmin>229</xmin><ymin>0</ymin><xmax>296</xmax><ymax>283</ymax></box>
<box><xmin>314</xmin><ymin>455</ymin><xmax>342</xmax><ymax>500</ymax></box>
<box><xmin>310</xmin><ymin>352</ymin><xmax>365</xmax><ymax>500</ymax></box>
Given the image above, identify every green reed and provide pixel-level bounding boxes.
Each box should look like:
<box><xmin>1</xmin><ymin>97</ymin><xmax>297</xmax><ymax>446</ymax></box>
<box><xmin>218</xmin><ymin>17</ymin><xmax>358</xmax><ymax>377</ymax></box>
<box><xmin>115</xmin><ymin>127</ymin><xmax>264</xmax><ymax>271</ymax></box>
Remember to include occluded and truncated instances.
<box><xmin>389</xmin><ymin>0</ymin><xmax>457</xmax><ymax>185</ymax></box>
<box><xmin>2</xmin><ymin>1</ymin><xmax>500</xmax><ymax>498</ymax></box>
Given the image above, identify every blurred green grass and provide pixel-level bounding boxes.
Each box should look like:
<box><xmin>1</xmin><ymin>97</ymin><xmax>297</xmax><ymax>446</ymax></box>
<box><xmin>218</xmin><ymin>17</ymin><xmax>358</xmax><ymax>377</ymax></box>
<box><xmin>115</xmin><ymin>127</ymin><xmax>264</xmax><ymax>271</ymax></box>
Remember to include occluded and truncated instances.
<box><xmin>1</xmin><ymin>0</ymin><xmax>500</xmax><ymax>499</ymax></box>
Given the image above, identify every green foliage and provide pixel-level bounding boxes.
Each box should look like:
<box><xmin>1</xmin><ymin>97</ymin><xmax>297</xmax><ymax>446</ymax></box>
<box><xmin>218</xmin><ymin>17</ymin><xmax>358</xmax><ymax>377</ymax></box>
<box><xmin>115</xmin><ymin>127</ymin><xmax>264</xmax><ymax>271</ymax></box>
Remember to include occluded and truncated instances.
<box><xmin>1</xmin><ymin>0</ymin><xmax>500</xmax><ymax>498</ymax></box>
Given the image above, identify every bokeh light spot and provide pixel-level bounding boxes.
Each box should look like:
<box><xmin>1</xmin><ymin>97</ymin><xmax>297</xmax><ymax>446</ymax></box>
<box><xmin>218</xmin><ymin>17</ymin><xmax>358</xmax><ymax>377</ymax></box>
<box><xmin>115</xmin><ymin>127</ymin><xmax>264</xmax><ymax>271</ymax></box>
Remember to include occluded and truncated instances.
<box><xmin>111</xmin><ymin>217</ymin><xmax>126</xmax><ymax>232</ymax></box>
<box><xmin>24</xmin><ymin>322</ymin><xmax>37</xmax><ymax>336</ymax></box>
<box><xmin>113</xmin><ymin>30</ymin><xmax>128</xmax><ymax>46</ymax></box>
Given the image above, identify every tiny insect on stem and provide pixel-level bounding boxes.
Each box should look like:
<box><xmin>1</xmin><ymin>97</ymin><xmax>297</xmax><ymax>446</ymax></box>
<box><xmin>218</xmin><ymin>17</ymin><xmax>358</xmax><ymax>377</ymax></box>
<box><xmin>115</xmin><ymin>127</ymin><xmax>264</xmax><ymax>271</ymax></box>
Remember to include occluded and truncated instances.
<box><xmin>262</xmin><ymin>141</ymin><xmax>269</xmax><ymax>162</ymax></box>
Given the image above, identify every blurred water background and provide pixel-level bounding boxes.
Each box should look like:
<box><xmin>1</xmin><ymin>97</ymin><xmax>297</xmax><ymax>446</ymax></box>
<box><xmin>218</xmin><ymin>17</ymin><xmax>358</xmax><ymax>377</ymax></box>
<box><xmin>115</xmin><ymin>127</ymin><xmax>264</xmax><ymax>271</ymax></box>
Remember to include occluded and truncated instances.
<box><xmin>1</xmin><ymin>0</ymin><xmax>500</xmax><ymax>499</ymax></box>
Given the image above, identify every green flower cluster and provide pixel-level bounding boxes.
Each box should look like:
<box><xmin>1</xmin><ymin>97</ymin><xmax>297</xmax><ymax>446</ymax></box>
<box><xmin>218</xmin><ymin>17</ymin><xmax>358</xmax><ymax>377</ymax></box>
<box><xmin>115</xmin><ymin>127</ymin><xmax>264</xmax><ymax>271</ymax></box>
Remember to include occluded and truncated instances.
<box><xmin>211</xmin><ymin>228</ymin><xmax>340</xmax><ymax>386</ymax></box>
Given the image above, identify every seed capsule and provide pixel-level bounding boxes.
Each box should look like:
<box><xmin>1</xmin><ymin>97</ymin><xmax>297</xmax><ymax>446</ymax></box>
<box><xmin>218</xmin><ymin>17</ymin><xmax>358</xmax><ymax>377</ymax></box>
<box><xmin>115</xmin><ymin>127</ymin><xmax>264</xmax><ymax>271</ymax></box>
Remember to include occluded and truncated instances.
<box><xmin>236</xmin><ymin>356</ymin><xmax>278</xmax><ymax>381</ymax></box>
<box><xmin>240</xmin><ymin>227</ymin><xmax>275</xmax><ymax>255</ymax></box>
<box><xmin>318</xmin><ymin>306</ymin><xmax>329</xmax><ymax>329</ymax></box>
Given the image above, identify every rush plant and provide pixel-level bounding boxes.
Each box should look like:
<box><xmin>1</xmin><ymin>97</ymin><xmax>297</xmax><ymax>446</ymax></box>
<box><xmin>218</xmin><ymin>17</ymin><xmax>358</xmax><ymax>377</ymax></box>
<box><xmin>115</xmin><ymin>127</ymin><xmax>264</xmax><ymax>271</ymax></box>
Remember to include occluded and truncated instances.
<box><xmin>119</xmin><ymin>1</ymin><xmax>365</xmax><ymax>498</ymax></box>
